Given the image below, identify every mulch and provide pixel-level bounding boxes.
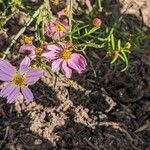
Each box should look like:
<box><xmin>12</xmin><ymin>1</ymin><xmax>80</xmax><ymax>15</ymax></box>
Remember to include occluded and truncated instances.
<box><xmin>0</xmin><ymin>0</ymin><xmax>150</xmax><ymax>150</ymax></box>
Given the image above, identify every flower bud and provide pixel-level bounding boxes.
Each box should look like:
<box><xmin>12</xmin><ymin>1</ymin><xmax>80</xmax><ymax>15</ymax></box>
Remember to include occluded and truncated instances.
<box><xmin>92</xmin><ymin>18</ymin><xmax>102</xmax><ymax>27</ymax></box>
<box><xmin>124</xmin><ymin>42</ymin><xmax>131</xmax><ymax>49</ymax></box>
<box><xmin>53</xmin><ymin>0</ymin><xmax>59</xmax><ymax>6</ymax></box>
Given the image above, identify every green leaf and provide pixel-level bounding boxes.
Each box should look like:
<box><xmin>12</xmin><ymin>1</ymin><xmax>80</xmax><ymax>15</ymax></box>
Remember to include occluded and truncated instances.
<box><xmin>119</xmin><ymin>52</ymin><xmax>129</xmax><ymax>72</ymax></box>
<box><xmin>88</xmin><ymin>27</ymin><xmax>99</xmax><ymax>35</ymax></box>
<box><xmin>98</xmin><ymin>37</ymin><xmax>108</xmax><ymax>41</ymax></box>
<box><xmin>121</xmin><ymin>65</ymin><xmax>128</xmax><ymax>72</ymax></box>
<box><xmin>121</xmin><ymin>51</ymin><xmax>128</xmax><ymax>66</ymax></box>
<box><xmin>109</xmin><ymin>28</ymin><xmax>114</xmax><ymax>35</ymax></box>
<box><xmin>111</xmin><ymin>34</ymin><xmax>115</xmax><ymax>50</ymax></box>
<box><xmin>76</xmin><ymin>26</ymin><xmax>100</xmax><ymax>39</ymax></box>
<box><xmin>72</xmin><ymin>24</ymin><xmax>89</xmax><ymax>33</ymax></box>
<box><xmin>124</xmin><ymin>50</ymin><xmax>131</xmax><ymax>53</ymax></box>
<box><xmin>118</xmin><ymin>54</ymin><xmax>125</xmax><ymax>62</ymax></box>
<box><xmin>53</xmin><ymin>75</ymin><xmax>58</xmax><ymax>88</ymax></box>
<box><xmin>118</xmin><ymin>40</ymin><xmax>121</xmax><ymax>50</ymax></box>
<box><xmin>106</xmin><ymin>27</ymin><xmax>109</xmax><ymax>33</ymax></box>
<box><xmin>75</xmin><ymin>43</ymin><xmax>105</xmax><ymax>48</ymax></box>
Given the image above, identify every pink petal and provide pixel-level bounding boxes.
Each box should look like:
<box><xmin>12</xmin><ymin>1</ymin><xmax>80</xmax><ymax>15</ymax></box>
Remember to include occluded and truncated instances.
<box><xmin>46</xmin><ymin>44</ymin><xmax>61</xmax><ymax>51</ymax></box>
<box><xmin>42</xmin><ymin>51</ymin><xmax>59</xmax><ymax>61</ymax></box>
<box><xmin>58</xmin><ymin>9</ymin><xmax>64</xmax><ymax>18</ymax></box>
<box><xmin>51</xmin><ymin>59</ymin><xmax>63</xmax><ymax>72</ymax></box>
<box><xmin>0</xmin><ymin>59</ymin><xmax>16</xmax><ymax>76</ymax></box>
<box><xmin>50</xmin><ymin>21</ymin><xmax>55</xmax><ymax>27</ymax></box>
<box><xmin>26</xmin><ymin>69</ymin><xmax>43</xmax><ymax>85</ymax></box>
<box><xmin>21</xmin><ymin>86</ymin><xmax>33</xmax><ymax>103</ymax></box>
<box><xmin>59</xmin><ymin>42</ymin><xmax>67</xmax><ymax>49</ymax></box>
<box><xmin>50</xmin><ymin>26</ymin><xmax>56</xmax><ymax>33</ymax></box>
<box><xmin>19</xmin><ymin>56</ymin><xmax>31</xmax><ymax>73</ymax></box>
<box><xmin>20</xmin><ymin>44</ymin><xmax>35</xmax><ymax>59</ymax></box>
<box><xmin>62</xmin><ymin>19</ymin><xmax>69</xmax><ymax>29</ymax></box>
<box><xmin>69</xmin><ymin>53</ymin><xmax>87</xmax><ymax>71</ymax></box>
<box><xmin>72</xmin><ymin>53</ymin><xmax>87</xmax><ymax>70</ymax></box>
<box><xmin>19</xmin><ymin>44</ymin><xmax>35</xmax><ymax>54</ymax></box>
<box><xmin>45</xmin><ymin>24</ymin><xmax>50</xmax><ymax>32</ymax></box>
<box><xmin>68</xmin><ymin>59</ymin><xmax>82</xmax><ymax>73</ymax></box>
<box><xmin>0</xmin><ymin>70</ymin><xmax>13</xmax><ymax>81</ymax></box>
<box><xmin>59</xmin><ymin>31</ymin><xmax>65</xmax><ymax>38</ymax></box>
<box><xmin>53</xmin><ymin>32</ymin><xmax>59</xmax><ymax>39</ymax></box>
<box><xmin>62</xmin><ymin>61</ymin><xmax>72</xmax><ymax>78</ymax></box>
<box><xmin>71</xmin><ymin>53</ymin><xmax>80</xmax><ymax>60</ymax></box>
<box><xmin>19</xmin><ymin>44</ymin><xmax>35</xmax><ymax>53</ymax></box>
<box><xmin>7</xmin><ymin>86</ymin><xmax>20</xmax><ymax>103</ymax></box>
<box><xmin>0</xmin><ymin>83</ymin><xmax>15</xmax><ymax>97</ymax></box>
<box><xmin>29</xmin><ymin>54</ymin><xmax>35</xmax><ymax>60</ymax></box>
<box><xmin>78</xmin><ymin>55</ymin><xmax>87</xmax><ymax>70</ymax></box>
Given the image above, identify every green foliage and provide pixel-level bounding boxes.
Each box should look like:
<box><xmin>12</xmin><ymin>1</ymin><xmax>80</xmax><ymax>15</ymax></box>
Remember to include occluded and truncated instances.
<box><xmin>109</xmin><ymin>40</ymin><xmax>131</xmax><ymax>72</ymax></box>
<box><xmin>1</xmin><ymin>0</ymin><xmax>134</xmax><ymax>76</ymax></box>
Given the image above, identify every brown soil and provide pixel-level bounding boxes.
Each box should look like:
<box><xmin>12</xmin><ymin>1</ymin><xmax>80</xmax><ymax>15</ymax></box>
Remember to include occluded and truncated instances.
<box><xmin>0</xmin><ymin>0</ymin><xmax>150</xmax><ymax>150</ymax></box>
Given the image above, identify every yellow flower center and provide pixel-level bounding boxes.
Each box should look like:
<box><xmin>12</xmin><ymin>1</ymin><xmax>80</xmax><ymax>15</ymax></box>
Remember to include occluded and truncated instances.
<box><xmin>60</xmin><ymin>50</ymin><xmax>72</xmax><ymax>60</ymax></box>
<box><xmin>12</xmin><ymin>73</ymin><xmax>26</xmax><ymax>87</ymax></box>
<box><xmin>34</xmin><ymin>47</ymin><xmax>43</xmax><ymax>56</ymax></box>
<box><xmin>20</xmin><ymin>35</ymin><xmax>32</xmax><ymax>45</ymax></box>
<box><xmin>53</xmin><ymin>0</ymin><xmax>59</xmax><ymax>6</ymax></box>
<box><xmin>56</xmin><ymin>22</ymin><xmax>65</xmax><ymax>32</ymax></box>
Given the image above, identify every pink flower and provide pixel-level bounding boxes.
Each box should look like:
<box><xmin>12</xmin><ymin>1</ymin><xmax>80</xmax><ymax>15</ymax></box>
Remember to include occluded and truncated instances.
<box><xmin>42</xmin><ymin>43</ymin><xmax>87</xmax><ymax>78</ymax></box>
<box><xmin>0</xmin><ymin>57</ymin><xmax>43</xmax><ymax>103</ymax></box>
<box><xmin>19</xmin><ymin>44</ymin><xmax>43</xmax><ymax>60</ymax></box>
<box><xmin>45</xmin><ymin>18</ymin><xmax>69</xmax><ymax>40</ymax></box>
<box><xmin>92</xmin><ymin>18</ymin><xmax>102</xmax><ymax>27</ymax></box>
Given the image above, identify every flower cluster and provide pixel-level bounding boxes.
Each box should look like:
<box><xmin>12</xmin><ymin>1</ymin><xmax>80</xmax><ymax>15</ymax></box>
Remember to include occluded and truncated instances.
<box><xmin>0</xmin><ymin>0</ymin><xmax>132</xmax><ymax>105</ymax></box>
<box><xmin>20</xmin><ymin>40</ymin><xmax>87</xmax><ymax>78</ymax></box>
<box><xmin>0</xmin><ymin>8</ymin><xmax>87</xmax><ymax>104</ymax></box>
<box><xmin>43</xmin><ymin>7</ymin><xmax>87</xmax><ymax>77</ymax></box>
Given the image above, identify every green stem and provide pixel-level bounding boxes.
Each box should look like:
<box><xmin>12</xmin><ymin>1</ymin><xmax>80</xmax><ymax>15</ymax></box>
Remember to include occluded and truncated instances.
<box><xmin>98</xmin><ymin>0</ymin><xmax>102</xmax><ymax>12</ymax></box>
<box><xmin>75</xmin><ymin>43</ymin><xmax>104</xmax><ymax>48</ymax></box>
<box><xmin>2</xmin><ymin>5</ymin><xmax>44</xmax><ymax>59</ymax></box>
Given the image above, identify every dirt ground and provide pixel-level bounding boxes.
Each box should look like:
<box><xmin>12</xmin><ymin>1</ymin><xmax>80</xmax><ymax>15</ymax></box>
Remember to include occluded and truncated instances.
<box><xmin>0</xmin><ymin>0</ymin><xmax>150</xmax><ymax>150</ymax></box>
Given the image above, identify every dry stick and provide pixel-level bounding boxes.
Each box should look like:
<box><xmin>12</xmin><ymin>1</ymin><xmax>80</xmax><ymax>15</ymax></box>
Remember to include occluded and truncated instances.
<box><xmin>99</xmin><ymin>121</ymin><xmax>134</xmax><ymax>142</ymax></box>
<box><xmin>85</xmin><ymin>0</ymin><xmax>93</xmax><ymax>12</ymax></box>
<box><xmin>44</xmin><ymin>0</ymin><xmax>52</xmax><ymax>15</ymax></box>
<box><xmin>2</xmin><ymin>5</ymin><xmax>44</xmax><ymax>60</ymax></box>
<box><xmin>84</xmin><ymin>138</ymin><xmax>100</xmax><ymax>150</ymax></box>
<box><xmin>0</xmin><ymin>126</ymin><xmax>10</xmax><ymax>149</ymax></box>
<box><xmin>68</xmin><ymin>0</ymin><xmax>73</xmax><ymax>41</ymax></box>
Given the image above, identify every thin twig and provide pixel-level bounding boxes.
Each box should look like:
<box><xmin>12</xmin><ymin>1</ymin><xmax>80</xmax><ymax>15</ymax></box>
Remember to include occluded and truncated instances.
<box><xmin>69</xmin><ymin>0</ymin><xmax>73</xmax><ymax>41</ymax></box>
<box><xmin>44</xmin><ymin>0</ymin><xmax>52</xmax><ymax>15</ymax></box>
